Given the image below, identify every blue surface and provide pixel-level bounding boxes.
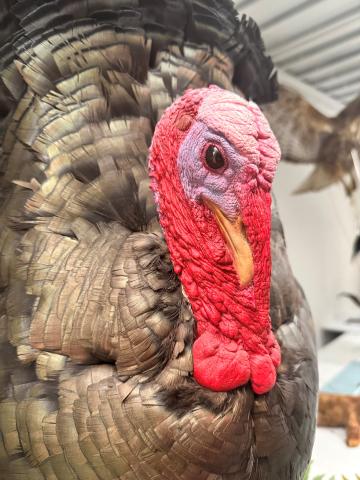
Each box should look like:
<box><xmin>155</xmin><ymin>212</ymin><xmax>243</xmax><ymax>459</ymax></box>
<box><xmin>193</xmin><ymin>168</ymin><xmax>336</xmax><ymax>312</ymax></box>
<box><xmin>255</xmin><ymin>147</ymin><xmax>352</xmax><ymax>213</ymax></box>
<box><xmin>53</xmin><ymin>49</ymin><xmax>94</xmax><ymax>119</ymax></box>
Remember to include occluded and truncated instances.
<box><xmin>322</xmin><ymin>360</ymin><xmax>360</xmax><ymax>394</ymax></box>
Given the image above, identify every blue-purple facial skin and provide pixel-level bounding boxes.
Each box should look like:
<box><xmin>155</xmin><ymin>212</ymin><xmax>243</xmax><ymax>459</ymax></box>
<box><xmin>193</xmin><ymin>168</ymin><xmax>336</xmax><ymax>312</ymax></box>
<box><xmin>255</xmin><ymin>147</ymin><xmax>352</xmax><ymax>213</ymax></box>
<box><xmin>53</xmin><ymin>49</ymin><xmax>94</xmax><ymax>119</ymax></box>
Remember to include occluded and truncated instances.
<box><xmin>177</xmin><ymin>121</ymin><xmax>251</xmax><ymax>220</ymax></box>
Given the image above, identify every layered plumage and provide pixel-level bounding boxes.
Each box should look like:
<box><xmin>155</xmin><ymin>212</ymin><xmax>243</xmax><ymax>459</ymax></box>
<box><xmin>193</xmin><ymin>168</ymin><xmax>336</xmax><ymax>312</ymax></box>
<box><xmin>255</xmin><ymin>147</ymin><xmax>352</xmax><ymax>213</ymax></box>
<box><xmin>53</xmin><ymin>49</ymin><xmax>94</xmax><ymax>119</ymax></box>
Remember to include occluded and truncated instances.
<box><xmin>0</xmin><ymin>1</ymin><xmax>317</xmax><ymax>479</ymax></box>
<box><xmin>262</xmin><ymin>85</ymin><xmax>360</xmax><ymax>195</ymax></box>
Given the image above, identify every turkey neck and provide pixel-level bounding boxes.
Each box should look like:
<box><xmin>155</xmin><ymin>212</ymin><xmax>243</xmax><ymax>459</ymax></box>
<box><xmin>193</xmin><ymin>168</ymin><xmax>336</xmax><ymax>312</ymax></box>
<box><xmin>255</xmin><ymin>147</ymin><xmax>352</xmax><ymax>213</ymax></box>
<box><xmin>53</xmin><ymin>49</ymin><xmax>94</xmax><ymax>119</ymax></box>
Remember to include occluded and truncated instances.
<box><xmin>150</xmin><ymin>124</ymin><xmax>275</xmax><ymax>390</ymax></box>
<box><xmin>159</xmin><ymin>175</ymin><xmax>273</xmax><ymax>341</ymax></box>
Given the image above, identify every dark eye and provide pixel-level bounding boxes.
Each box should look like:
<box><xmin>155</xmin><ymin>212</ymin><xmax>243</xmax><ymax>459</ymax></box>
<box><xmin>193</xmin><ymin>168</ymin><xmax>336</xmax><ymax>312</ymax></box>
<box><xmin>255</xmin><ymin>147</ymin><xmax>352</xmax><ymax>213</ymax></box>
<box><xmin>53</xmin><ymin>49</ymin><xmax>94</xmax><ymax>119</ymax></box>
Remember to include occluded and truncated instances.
<box><xmin>205</xmin><ymin>145</ymin><xmax>226</xmax><ymax>171</ymax></box>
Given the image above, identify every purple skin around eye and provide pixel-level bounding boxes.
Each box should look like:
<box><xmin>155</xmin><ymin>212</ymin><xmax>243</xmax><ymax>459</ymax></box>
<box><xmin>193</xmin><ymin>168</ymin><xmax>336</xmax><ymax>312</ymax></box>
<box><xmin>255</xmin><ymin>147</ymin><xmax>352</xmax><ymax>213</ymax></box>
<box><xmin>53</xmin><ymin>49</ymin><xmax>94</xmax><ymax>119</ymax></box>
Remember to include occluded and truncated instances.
<box><xmin>177</xmin><ymin>121</ymin><xmax>250</xmax><ymax>220</ymax></box>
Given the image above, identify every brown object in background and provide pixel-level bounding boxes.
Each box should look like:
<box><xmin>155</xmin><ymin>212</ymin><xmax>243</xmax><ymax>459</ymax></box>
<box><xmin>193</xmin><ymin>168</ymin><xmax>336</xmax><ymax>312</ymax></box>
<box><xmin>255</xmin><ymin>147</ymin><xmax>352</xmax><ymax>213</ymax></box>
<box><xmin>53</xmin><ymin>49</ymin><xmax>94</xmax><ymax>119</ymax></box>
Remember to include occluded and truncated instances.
<box><xmin>317</xmin><ymin>392</ymin><xmax>360</xmax><ymax>447</ymax></box>
<box><xmin>262</xmin><ymin>86</ymin><xmax>360</xmax><ymax>196</ymax></box>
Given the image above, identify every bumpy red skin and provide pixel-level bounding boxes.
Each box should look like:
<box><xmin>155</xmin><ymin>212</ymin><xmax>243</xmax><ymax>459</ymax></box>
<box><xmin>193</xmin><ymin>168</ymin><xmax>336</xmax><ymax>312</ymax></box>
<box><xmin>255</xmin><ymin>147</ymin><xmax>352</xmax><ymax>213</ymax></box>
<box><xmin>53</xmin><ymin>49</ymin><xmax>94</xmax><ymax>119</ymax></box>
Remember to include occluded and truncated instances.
<box><xmin>149</xmin><ymin>87</ymin><xmax>281</xmax><ymax>394</ymax></box>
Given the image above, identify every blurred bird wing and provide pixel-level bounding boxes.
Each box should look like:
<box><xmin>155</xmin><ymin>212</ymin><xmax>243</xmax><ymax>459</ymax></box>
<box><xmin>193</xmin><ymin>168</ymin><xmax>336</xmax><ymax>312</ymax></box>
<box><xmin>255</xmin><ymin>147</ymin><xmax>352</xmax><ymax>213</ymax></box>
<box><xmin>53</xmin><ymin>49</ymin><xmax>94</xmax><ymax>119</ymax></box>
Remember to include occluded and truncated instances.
<box><xmin>262</xmin><ymin>86</ymin><xmax>335</xmax><ymax>164</ymax></box>
<box><xmin>337</xmin><ymin>93</ymin><xmax>360</xmax><ymax>124</ymax></box>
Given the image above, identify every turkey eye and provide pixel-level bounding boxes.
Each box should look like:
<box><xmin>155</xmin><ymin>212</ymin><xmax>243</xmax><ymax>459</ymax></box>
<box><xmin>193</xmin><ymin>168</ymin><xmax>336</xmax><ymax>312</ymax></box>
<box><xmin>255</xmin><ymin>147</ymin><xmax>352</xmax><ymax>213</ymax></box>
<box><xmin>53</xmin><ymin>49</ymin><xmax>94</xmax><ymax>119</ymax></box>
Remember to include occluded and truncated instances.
<box><xmin>205</xmin><ymin>145</ymin><xmax>225</xmax><ymax>171</ymax></box>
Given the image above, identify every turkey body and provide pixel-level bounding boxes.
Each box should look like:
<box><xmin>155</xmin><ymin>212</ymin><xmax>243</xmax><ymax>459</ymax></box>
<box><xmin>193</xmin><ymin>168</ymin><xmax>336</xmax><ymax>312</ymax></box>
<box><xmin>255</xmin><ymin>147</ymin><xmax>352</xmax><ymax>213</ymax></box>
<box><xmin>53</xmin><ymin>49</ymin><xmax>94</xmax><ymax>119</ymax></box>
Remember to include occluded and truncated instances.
<box><xmin>0</xmin><ymin>1</ymin><xmax>318</xmax><ymax>479</ymax></box>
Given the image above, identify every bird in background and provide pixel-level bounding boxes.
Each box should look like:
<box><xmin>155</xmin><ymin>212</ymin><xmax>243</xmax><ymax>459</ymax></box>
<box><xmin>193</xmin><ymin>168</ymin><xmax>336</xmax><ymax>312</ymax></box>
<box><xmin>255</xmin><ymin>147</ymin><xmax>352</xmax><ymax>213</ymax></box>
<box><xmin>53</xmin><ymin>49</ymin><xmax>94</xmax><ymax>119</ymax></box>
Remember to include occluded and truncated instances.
<box><xmin>262</xmin><ymin>85</ymin><xmax>360</xmax><ymax>196</ymax></box>
<box><xmin>0</xmin><ymin>1</ymin><xmax>318</xmax><ymax>479</ymax></box>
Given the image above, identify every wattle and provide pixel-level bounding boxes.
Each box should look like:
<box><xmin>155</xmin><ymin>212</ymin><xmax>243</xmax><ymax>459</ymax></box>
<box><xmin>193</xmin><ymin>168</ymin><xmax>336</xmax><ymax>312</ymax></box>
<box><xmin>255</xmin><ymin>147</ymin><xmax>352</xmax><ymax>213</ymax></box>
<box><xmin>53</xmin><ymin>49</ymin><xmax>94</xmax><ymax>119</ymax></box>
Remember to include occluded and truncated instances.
<box><xmin>179</xmin><ymin>251</ymin><xmax>281</xmax><ymax>394</ymax></box>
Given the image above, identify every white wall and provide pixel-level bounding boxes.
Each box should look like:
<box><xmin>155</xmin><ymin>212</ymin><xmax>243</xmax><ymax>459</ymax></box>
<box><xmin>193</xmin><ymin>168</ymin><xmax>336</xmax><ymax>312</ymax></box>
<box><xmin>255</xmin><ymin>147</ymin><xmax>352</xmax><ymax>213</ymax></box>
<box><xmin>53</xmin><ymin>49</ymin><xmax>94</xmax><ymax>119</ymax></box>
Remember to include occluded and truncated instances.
<box><xmin>272</xmin><ymin>71</ymin><xmax>360</xmax><ymax>342</ymax></box>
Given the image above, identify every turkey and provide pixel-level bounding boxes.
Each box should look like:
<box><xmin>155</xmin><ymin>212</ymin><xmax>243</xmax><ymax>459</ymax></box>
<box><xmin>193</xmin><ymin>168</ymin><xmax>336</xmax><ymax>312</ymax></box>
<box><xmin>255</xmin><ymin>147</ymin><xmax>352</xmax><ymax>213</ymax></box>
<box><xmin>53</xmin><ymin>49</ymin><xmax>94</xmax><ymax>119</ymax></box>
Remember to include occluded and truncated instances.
<box><xmin>0</xmin><ymin>1</ymin><xmax>318</xmax><ymax>479</ymax></box>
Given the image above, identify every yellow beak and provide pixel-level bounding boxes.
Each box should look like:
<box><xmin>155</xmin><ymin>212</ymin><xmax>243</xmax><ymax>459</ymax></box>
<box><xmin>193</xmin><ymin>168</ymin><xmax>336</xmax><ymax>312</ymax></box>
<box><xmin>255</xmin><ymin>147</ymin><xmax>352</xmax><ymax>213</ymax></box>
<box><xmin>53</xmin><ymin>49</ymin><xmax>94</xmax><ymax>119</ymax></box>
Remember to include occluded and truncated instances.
<box><xmin>204</xmin><ymin>199</ymin><xmax>254</xmax><ymax>287</ymax></box>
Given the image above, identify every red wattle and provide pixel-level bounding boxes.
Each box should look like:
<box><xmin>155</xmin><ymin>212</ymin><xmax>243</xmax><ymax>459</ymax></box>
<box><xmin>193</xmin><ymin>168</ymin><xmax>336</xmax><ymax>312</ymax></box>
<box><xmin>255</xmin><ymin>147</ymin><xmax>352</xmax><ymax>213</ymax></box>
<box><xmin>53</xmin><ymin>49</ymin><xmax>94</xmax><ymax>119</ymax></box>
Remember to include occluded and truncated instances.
<box><xmin>193</xmin><ymin>331</ymin><xmax>250</xmax><ymax>391</ymax></box>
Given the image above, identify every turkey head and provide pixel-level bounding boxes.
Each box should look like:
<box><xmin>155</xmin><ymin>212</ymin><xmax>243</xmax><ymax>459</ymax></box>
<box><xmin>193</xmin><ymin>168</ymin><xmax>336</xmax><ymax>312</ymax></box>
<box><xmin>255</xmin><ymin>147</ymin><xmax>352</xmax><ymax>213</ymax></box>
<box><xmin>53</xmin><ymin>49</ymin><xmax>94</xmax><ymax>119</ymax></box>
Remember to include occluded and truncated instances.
<box><xmin>150</xmin><ymin>86</ymin><xmax>281</xmax><ymax>394</ymax></box>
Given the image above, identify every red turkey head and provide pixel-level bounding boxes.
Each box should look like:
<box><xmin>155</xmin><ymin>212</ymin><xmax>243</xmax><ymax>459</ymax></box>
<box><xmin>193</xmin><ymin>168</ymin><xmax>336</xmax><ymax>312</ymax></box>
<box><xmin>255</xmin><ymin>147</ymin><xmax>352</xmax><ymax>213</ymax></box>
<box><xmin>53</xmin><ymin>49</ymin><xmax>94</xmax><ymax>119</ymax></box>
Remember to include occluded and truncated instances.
<box><xmin>149</xmin><ymin>86</ymin><xmax>281</xmax><ymax>394</ymax></box>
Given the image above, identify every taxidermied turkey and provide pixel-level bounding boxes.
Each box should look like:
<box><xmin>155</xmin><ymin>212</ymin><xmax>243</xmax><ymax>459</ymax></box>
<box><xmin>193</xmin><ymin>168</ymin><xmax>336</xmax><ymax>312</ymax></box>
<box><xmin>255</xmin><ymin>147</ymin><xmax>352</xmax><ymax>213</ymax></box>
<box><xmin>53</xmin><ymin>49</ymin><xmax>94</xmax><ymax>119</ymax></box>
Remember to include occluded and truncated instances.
<box><xmin>0</xmin><ymin>1</ymin><xmax>318</xmax><ymax>479</ymax></box>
